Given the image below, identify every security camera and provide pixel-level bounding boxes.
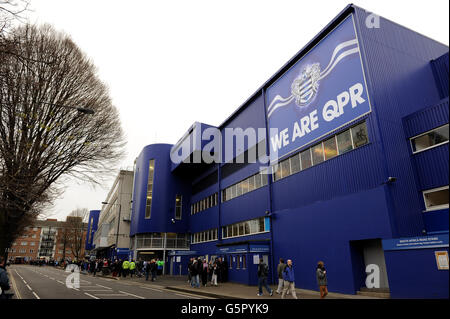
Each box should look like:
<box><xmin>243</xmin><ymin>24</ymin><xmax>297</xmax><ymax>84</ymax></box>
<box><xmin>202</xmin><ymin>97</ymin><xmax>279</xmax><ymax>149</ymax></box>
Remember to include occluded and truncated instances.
<box><xmin>387</xmin><ymin>177</ymin><xmax>397</xmax><ymax>183</ymax></box>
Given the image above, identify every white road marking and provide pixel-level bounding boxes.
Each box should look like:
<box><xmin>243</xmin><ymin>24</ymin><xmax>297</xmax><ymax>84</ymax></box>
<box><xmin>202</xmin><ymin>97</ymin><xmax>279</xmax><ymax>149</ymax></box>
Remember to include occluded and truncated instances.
<box><xmin>32</xmin><ymin>292</ymin><xmax>40</xmax><ymax>299</ymax></box>
<box><xmin>118</xmin><ymin>290</ymin><xmax>145</xmax><ymax>299</ymax></box>
<box><xmin>83</xmin><ymin>289</ymin><xmax>112</xmax><ymax>292</ymax></box>
<box><xmin>84</xmin><ymin>292</ymin><xmax>100</xmax><ymax>299</ymax></box>
<box><xmin>95</xmin><ymin>293</ymin><xmax>129</xmax><ymax>297</ymax></box>
<box><xmin>26</xmin><ymin>284</ymin><xmax>32</xmax><ymax>291</ymax></box>
<box><xmin>140</xmin><ymin>286</ymin><xmax>163</xmax><ymax>292</ymax></box>
<box><xmin>57</xmin><ymin>280</ymin><xmax>65</xmax><ymax>285</ymax></box>
<box><xmin>49</xmin><ymin>277</ymin><xmax>55</xmax><ymax>280</ymax></box>
<box><xmin>95</xmin><ymin>284</ymin><xmax>112</xmax><ymax>289</ymax></box>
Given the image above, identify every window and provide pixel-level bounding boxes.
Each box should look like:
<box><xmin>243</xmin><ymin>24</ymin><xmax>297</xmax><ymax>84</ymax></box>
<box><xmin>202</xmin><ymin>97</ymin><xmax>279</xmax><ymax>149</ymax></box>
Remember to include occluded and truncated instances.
<box><xmin>337</xmin><ymin>130</ymin><xmax>353</xmax><ymax>154</ymax></box>
<box><xmin>21</xmin><ymin>242</ymin><xmax>27</xmax><ymax>246</ymax></box>
<box><xmin>248</xmin><ymin>175</ymin><xmax>255</xmax><ymax>192</ymax></box>
<box><xmin>411</xmin><ymin>124</ymin><xmax>449</xmax><ymax>153</ymax></box>
<box><xmin>261</xmin><ymin>172</ymin><xmax>268</xmax><ymax>186</ymax></box>
<box><xmin>236</xmin><ymin>182</ymin><xmax>242</xmax><ymax>196</ymax></box>
<box><xmin>241</xmin><ymin>179</ymin><xmax>249</xmax><ymax>195</ymax></box>
<box><xmin>323</xmin><ymin>136</ymin><xmax>338</xmax><ymax>160</ymax></box>
<box><xmin>145</xmin><ymin>159</ymin><xmax>155</xmax><ymax>219</ymax></box>
<box><xmin>311</xmin><ymin>143</ymin><xmax>324</xmax><ymax>165</ymax></box>
<box><xmin>290</xmin><ymin>153</ymin><xmax>301</xmax><ymax>174</ymax></box>
<box><xmin>29</xmin><ymin>249</ymin><xmax>34</xmax><ymax>253</ymax></box>
<box><xmin>226</xmin><ymin>188</ymin><xmax>232</xmax><ymax>202</ymax></box>
<box><xmin>222</xmin><ymin>217</ymin><xmax>269</xmax><ymax>239</ymax></box>
<box><xmin>32</xmin><ymin>234</ymin><xmax>36</xmax><ymax>239</ymax></box>
<box><xmin>175</xmin><ymin>195</ymin><xmax>182</xmax><ymax>220</ymax></box>
<box><xmin>30</xmin><ymin>242</ymin><xmax>35</xmax><ymax>246</ymax></box>
<box><xmin>274</xmin><ymin>164</ymin><xmax>282</xmax><ymax>181</ymax></box>
<box><xmin>236</xmin><ymin>255</ymin><xmax>240</xmax><ymax>269</ymax></box>
<box><xmin>351</xmin><ymin>122</ymin><xmax>369</xmax><ymax>148</ymax></box>
<box><xmin>242</xmin><ymin>255</ymin><xmax>247</xmax><ymax>269</ymax></box>
<box><xmin>300</xmin><ymin>148</ymin><xmax>312</xmax><ymax>170</ymax></box>
<box><xmin>229</xmin><ymin>255</ymin><xmax>233</xmax><ymax>269</ymax></box>
<box><xmin>423</xmin><ymin>186</ymin><xmax>449</xmax><ymax>211</ymax></box>
<box><xmin>255</xmin><ymin>174</ymin><xmax>262</xmax><ymax>188</ymax></box>
<box><xmin>33</xmin><ymin>227</ymin><xmax>38</xmax><ymax>231</ymax></box>
<box><xmin>280</xmin><ymin>158</ymin><xmax>291</xmax><ymax>178</ymax></box>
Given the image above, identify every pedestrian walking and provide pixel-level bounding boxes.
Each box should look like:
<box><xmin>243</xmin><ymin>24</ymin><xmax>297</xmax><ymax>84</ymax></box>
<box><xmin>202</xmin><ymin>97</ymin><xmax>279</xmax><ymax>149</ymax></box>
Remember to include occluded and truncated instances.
<box><xmin>281</xmin><ymin>259</ymin><xmax>298</xmax><ymax>299</ymax></box>
<box><xmin>276</xmin><ymin>258</ymin><xmax>288</xmax><ymax>295</ymax></box>
<box><xmin>316</xmin><ymin>261</ymin><xmax>328</xmax><ymax>299</ymax></box>
<box><xmin>210</xmin><ymin>263</ymin><xmax>218</xmax><ymax>286</ymax></box>
<box><xmin>0</xmin><ymin>256</ymin><xmax>12</xmax><ymax>299</ymax></box>
<box><xmin>187</xmin><ymin>258</ymin><xmax>193</xmax><ymax>284</ymax></box>
<box><xmin>150</xmin><ymin>259</ymin><xmax>157</xmax><ymax>282</ymax></box>
<box><xmin>129</xmin><ymin>260</ymin><xmax>136</xmax><ymax>278</ymax></box>
<box><xmin>216</xmin><ymin>257</ymin><xmax>223</xmax><ymax>283</ymax></box>
<box><xmin>190</xmin><ymin>259</ymin><xmax>199</xmax><ymax>288</ymax></box>
<box><xmin>207</xmin><ymin>261</ymin><xmax>213</xmax><ymax>283</ymax></box>
<box><xmin>122</xmin><ymin>259</ymin><xmax>130</xmax><ymax>278</ymax></box>
<box><xmin>201</xmin><ymin>259</ymin><xmax>208</xmax><ymax>287</ymax></box>
<box><xmin>257</xmin><ymin>258</ymin><xmax>273</xmax><ymax>297</ymax></box>
<box><xmin>118</xmin><ymin>259</ymin><xmax>123</xmax><ymax>277</ymax></box>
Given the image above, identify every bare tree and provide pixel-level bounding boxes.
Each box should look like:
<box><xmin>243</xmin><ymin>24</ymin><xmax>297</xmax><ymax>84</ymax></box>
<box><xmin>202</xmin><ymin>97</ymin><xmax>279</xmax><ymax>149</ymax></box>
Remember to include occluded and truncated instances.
<box><xmin>0</xmin><ymin>24</ymin><xmax>126</xmax><ymax>260</ymax></box>
<box><xmin>64</xmin><ymin>209</ymin><xmax>88</xmax><ymax>262</ymax></box>
<box><xmin>0</xmin><ymin>0</ymin><xmax>29</xmax><ymax>33</ymax></box>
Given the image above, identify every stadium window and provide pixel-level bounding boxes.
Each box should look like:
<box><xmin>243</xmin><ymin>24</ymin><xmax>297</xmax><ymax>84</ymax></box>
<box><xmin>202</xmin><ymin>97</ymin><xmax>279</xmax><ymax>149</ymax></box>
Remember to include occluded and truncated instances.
<box><xmin>351</xmin><ymin>122</ymin><xmax>369</xmax><ymax>148</ymax></box>
<box><xmin>411</xmin><ymin>124</ymin><xmax>449</xmax><ymax>153</ymax></box>
<box><xmin>311</xmin><ymin>143</ymin><xmax>325</xmax><ymax>165</ymax></box>
<box><xmin>337</xmin><ymin>129</ymin><xmax>353</xmax><ymax>154</ymax></box>
<box><xmin>423</xmin><ymin>186</ymin><xmax>449</xmax><ymax>211</ymax></box>
<box><xmin>323</xmin><ymin>136</ymin><xmax>338</xmax><ymax>160</ymax></box>
<box><xmin>290</xmin><ymin>153</ymin><xmax>301</xmax><ymax>174</ymax></box>
<box><xmin>300</xmin><ymin>148</ymin><xmax>312</xmax><ymax>170</ymax></box>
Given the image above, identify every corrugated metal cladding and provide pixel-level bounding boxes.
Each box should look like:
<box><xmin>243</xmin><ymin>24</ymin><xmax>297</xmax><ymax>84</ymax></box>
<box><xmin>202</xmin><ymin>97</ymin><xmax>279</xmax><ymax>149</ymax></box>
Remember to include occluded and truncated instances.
<box><xmin>403</xmin><ymin>98</ymin><xmax>449</xmax><ymax>138</ymax></box>
<box><xmin>123</xmin><ymin>4</ymin><xmax>448</xmax><ymax>296</ymax></box>
<box><xmin>413</xmin><ymin>145</ymin><xmax>449</xmax><ymax>191</ymax></box>
<box><xmin>353</xmin><ymin>7</ymin><xmax>449</xmax><ymax>237</ymax></box>
<box><xmin>431</xmin><ymin>52</ymin><xmax>449</xmax><ymax>99</ymax></box>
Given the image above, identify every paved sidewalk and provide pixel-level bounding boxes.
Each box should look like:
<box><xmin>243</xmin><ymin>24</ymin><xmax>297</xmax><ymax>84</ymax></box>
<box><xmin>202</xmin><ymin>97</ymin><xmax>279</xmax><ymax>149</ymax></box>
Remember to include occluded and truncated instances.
<box><xmin>89</xmin><ymin>273</ymin><xmax>380</xmax><ymax>299</ymax></box>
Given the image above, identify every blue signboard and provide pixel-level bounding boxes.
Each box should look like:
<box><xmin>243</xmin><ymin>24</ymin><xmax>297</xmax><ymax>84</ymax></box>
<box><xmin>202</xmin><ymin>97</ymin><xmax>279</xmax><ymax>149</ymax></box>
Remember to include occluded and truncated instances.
<box><xmin>266</xmin><ymin>14</ymin><xmax>371</xmax><ymax>162</ymax></box>
<box><xmin>382</xmin><ymin>234</ymin><xmax>449</xmax><ymax>251</ymax></box>
<box><xmin>249</xmin><ymin>244</ymin><xmax>270</xmax><ymax>253</ymax></box>
<box><xmin>168</xmin><ymin>250</ymin><xmax>197</xmax><ymax>256</ymax></box>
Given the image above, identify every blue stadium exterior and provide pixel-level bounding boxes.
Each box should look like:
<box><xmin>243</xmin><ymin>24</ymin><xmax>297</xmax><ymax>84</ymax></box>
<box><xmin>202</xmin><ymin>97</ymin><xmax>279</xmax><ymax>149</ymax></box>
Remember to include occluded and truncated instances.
<box><xmin>123</xmin><ymin>5</ymin><xmax>448</xmax><ymax>298</ymax></box>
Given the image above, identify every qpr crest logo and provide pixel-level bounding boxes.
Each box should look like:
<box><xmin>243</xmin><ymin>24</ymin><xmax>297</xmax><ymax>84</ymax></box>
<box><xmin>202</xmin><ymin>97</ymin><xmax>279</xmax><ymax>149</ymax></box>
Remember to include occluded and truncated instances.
<box><xmin>291</xmin><ymin>63</ymin><xmax>321</xmax><ymax>107</ymax></box>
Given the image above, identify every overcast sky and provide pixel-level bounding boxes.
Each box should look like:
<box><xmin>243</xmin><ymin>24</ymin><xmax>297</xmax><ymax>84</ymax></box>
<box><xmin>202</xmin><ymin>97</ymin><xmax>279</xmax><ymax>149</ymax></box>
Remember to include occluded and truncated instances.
<box><xmin>23</xmin><ymin>0</ymin><xmax>449</xmax><ymax>221</ymax></box>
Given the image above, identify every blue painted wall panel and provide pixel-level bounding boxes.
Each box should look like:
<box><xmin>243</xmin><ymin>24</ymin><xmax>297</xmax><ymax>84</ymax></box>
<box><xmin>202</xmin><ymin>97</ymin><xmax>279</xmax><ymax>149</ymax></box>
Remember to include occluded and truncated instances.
<box><xmin>385</xmin><ymin>248</ymin><xmax>449</xmax><ymax>298</ymax></box>
<box><xmin>272</xmin><ymin>186</ymin><xmax>392</xmax><ymax>294</ymax></box>
<box><xmin>353</xmin><ymin>7</ymin><xmax>449</xmax><ymax>237</ymax></box>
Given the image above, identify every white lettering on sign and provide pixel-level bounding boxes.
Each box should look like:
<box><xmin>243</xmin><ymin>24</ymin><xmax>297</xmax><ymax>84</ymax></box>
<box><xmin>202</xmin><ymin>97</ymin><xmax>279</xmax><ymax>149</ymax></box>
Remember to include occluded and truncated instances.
<box><xmin>270</xmin><ymin>82</ymin><xmax>366</xmax><ymax>154</ymax></box>
<box><xmin>323</xmin><ymin>82</ymin><xmax>365</xmax><ymax>122</ymax></box>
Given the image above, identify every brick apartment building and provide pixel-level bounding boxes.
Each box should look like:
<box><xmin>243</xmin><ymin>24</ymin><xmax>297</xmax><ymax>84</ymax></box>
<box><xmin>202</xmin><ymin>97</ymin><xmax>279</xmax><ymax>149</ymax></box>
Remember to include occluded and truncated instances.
<box><xmin>7</xmin><ymin>217</ymin><xmax>88</xmax><ymax>263</ymax></box>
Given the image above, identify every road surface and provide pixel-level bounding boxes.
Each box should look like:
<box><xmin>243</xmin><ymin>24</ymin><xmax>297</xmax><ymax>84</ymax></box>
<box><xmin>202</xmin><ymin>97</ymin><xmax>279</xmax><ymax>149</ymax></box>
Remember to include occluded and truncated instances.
<box><xmin>8</xmin><ymin>264</ymin><xmax>211</xmax><ymax>300</ymax></box>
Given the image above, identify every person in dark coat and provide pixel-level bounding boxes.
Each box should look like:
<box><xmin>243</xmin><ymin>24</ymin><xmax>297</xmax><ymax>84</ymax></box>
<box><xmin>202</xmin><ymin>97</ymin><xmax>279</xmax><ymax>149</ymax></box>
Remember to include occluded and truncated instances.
<box><xmin>201</xmin><ymin>259</ymin><xmax>208</xmax><ymax>287</ymax></box>
<box><xmin>316</xmin><ymin>261</ymin><xmax>328</xmax><ymax>299</ymax></box>
<box><xmin>222</xmin><ymin>258</ymin><xmax>228</xmax><ymax>282</ymax></box>
<box><xmin>150</xmin><ymin>259</ymin><xmax>158</xmax><ymax>282</ymax></box>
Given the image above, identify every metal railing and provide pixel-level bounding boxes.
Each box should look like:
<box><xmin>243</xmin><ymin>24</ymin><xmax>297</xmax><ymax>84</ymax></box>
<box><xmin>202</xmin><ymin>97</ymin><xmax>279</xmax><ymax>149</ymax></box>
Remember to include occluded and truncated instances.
<box><xmin>136</xmin><ymin>238</ymin><xmax>189</xmax><ymax>249</ymax></box>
